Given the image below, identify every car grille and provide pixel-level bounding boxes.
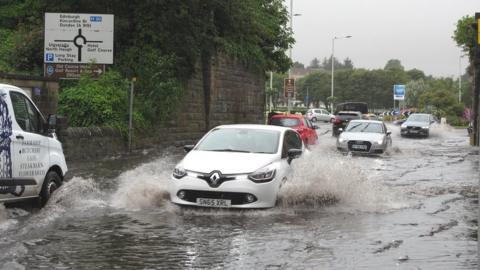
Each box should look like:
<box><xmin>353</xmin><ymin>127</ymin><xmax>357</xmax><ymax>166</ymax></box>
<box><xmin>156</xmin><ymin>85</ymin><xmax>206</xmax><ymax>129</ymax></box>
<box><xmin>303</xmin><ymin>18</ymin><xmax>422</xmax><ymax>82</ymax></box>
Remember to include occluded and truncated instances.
<box><xmin>178</xmin><ymin>190</ymin><xmax>257</xmax><ymax>205</ymax></box>
<box><xmin>347</xmin><ymin>141</ymin><xmax>372</xmax><ymax>152</ymax></box>
<box><xmin>407</xmin><ymin>126</ymin><xmax>422</xmax><ymax>130</ymax></box>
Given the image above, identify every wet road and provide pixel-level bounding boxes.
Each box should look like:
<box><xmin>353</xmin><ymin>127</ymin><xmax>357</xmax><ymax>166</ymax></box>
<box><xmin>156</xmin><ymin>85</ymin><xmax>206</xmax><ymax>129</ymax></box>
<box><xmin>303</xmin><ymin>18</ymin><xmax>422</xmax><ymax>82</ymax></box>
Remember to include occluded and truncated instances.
<box><xmin>0</xmin><ymin>123</ymin><xmax>478</xmax><ymax>269</ymax></box>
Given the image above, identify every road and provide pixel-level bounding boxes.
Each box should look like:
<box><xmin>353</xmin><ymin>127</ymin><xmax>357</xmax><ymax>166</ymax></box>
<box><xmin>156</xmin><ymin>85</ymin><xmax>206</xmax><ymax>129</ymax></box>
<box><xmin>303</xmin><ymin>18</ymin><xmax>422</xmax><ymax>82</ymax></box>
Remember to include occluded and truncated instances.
<box><xmin>0</xmin><ymin>122</ymin><xmax>478</xmax><ymax>269</ymax></box>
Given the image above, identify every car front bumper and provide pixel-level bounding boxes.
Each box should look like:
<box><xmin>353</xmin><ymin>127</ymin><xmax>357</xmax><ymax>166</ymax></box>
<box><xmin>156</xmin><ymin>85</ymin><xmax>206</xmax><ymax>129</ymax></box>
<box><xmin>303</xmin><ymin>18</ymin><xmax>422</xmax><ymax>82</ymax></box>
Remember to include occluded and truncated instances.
<box><xmin>169</xmin><ymin>174</ymin><xmax>280</xmax><ymax>208</ymax></box>
<box><xmin>336</xmin><ymin>140</ymin><xmax>387</xmax><ymax>154</ymax></box>
<box><xmin>401</xmin><ymin>127</ymin><xmax>429</xmax><ymax>136</ymax></box>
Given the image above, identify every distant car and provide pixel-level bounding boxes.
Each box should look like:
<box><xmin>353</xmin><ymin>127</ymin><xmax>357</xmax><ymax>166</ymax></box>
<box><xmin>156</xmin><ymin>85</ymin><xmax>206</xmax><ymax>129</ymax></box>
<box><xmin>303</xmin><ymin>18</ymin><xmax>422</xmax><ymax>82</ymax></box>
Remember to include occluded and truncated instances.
<box><xmin>365</xmin><ymin>113</ymin><xmax>379</xmax><ymax>120</ymax></box>
<box><xmin>332</xmin><ymin>111</ymin><xmax>362</xmax><ymax>136</ymax></box>
<box><xmin>336</xmin><ymin>120</ymin><xmax>392</xmax><ymax>154</ymax></box>
<box><xmin>169</xmin><ymin>124</ymin><xmax>303</xmax><ymax>208</ymax></box>
<box><xmin>335</xmin><ymin>102</ymin><xmax>368</xmax><ymax>115</ymax></box>
<box><xmin>306</xmin><ymin>108</ymin><xmax>334</xmax><ymax>122</ymax></box>
<box><xmin>400</xmin><ymin>113</ymin><xmax>435</xmax><ymax>137</ymax></box>
<box><xmin>269</xmin><ymin>114</ymin><xmax>318</xmax><ymax>145</ymax></box>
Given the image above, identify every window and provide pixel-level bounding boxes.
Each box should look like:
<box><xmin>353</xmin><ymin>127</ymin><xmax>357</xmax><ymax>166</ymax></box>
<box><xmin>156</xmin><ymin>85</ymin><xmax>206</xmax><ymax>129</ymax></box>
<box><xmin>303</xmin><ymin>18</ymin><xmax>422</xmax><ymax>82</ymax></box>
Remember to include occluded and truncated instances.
<box><xmin>10</xmin><ymin>92</ymin><xmax>44</xmax><ymax>134</ymax></box>
<box><xmin>196</xmin><ymin>128</ymin><xmax>280</xmax><ymax>154</ymax></box>
<box><xmin>270</xmin><ymin>117</ymin><xmax>300</xmax><ymax>127</ymax></box>
<box><xmin>282</xmin><ymin>130</ymin><xmax>302</xmax><ymax>158</ymax></box>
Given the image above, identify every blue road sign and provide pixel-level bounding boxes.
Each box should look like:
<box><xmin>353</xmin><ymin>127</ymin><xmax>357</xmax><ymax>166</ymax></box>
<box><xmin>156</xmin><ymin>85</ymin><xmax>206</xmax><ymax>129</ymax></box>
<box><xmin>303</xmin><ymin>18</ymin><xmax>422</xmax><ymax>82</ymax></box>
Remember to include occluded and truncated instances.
<box><xmin>45</xmin><ymin>53</ymin><xmax>54</xmax><ymax>62</ymax></box>
<box><xmin>393</xmin><ymin>84</ymin><xmax>405</xmax><ymax>100</ymax></box>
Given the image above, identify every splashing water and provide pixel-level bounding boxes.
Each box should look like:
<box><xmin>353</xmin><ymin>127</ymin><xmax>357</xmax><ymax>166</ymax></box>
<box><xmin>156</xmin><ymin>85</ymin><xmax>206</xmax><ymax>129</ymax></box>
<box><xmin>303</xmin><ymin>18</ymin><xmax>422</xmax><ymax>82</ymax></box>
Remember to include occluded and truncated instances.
<box><xmin>278</xmin><ymin>143</ymin><xmax>407</xmax><ymax>212</ymax></box>
<box><xmin>109</xmin><ymin>154</ymin><xmax>176</xmax><ymax>210</ymax></box>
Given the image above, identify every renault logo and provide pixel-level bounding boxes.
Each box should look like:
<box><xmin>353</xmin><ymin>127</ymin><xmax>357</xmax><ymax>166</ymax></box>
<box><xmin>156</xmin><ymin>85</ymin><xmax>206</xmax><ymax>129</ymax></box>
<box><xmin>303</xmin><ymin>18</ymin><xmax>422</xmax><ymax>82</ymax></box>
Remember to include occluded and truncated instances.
<box><xmin>210</xmin><ymin>172</ymin><xmax>220</xmax><ymax>185</ymax></box>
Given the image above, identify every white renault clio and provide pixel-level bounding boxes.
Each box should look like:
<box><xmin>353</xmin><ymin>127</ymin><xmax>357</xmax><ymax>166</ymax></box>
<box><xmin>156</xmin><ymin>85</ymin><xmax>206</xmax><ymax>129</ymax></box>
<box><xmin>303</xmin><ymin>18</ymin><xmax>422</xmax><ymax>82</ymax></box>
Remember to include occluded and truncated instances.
<box><xmin>0</xmin><ymin>83</ymin><xmax>67</xmax><ymax>207</ymax></box>
<box><xmin>169</xmin><ymin>124</ymin><xmax>303</xmax><ymax>208</ymax></box>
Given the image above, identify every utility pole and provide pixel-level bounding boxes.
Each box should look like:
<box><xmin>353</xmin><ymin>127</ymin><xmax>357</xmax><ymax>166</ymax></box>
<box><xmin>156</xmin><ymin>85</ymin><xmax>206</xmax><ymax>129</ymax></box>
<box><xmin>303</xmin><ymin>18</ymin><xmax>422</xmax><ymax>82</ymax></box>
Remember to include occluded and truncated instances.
<box><xmin>472</xmin><ymin>13</ymin><xmax>479</xmax><ymax>146</ymax></box>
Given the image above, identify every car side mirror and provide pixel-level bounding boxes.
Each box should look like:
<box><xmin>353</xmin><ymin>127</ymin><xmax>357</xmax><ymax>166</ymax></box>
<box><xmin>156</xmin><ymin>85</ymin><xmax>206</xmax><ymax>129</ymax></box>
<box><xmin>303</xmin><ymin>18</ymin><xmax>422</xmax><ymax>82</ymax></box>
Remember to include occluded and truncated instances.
<box><xmin>47</xmin><ymin>114</ymin><xmax>57</xmax><ymax>128</ymax></box>
<box><xmin>184</xmin><ymin>144</ymin><xmax>195</xmax><ymax>152</ymax></box>
<box><xmin>287</xmin><ymin>148</ymin><xmax>302</xmax><ymax>163</ymax></box>
<box><xmin>338</xmin><ymin>128</ymin><xmax>343</xmax><ymax>133</ymax></box>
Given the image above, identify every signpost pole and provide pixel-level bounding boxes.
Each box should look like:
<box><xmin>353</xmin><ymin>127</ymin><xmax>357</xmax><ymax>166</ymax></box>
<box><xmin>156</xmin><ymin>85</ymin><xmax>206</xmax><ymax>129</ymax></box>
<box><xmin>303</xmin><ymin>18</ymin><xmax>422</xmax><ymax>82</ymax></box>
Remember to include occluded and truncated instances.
<box><xmin>128</xmin><ymin>78</ymin><xmax>135</xmax><ymax>152</ymax></box>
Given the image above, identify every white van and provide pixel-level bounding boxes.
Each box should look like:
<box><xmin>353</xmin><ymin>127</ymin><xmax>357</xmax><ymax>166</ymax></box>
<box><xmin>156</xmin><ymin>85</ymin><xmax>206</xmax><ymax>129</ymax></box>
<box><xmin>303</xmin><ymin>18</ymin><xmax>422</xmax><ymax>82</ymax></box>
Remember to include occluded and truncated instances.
<box><xmin>0</xmin><ymin>83</ymin><xmax>67</xmax><ymax>206</ymax></box>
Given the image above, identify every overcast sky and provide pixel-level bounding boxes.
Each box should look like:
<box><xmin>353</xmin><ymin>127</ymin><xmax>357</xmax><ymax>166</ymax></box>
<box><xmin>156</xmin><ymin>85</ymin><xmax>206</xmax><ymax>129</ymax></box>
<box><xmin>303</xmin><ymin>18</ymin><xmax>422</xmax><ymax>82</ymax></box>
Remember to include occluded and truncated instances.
<box><xmin>288</xmin><ymin>0</ymin><xmax>477</xmax><ymax>78</ymax></box>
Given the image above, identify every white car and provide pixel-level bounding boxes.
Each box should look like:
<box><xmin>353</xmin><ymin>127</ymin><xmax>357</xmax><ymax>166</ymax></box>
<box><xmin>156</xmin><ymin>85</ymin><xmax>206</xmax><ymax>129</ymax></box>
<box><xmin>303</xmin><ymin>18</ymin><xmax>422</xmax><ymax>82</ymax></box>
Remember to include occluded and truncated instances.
<box><xmin>336</xmin><ymin>120</ymin><xmax>392</xmax><ymax>154</ymax></box>
<box><xmin>306</xmin><ymin>108</ymin><xmax>334</xmax><ymax>122</ymax></box>
<box><xmin>169</xmin><ymin>124</ymin><xmax>303</xmax><ymax>208</ymax></box>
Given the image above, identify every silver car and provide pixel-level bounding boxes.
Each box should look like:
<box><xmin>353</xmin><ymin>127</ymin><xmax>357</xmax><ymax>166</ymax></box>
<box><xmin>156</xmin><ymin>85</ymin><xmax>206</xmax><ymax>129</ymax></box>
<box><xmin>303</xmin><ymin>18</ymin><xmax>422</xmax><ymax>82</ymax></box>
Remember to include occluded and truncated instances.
<box><xmin>400</xmin><ymin>113</ymin><xmax>435</xmax><ymax>137</ymax></box>
<box><xmin>306</xmin><ymin>108</ymin><xmax>334</xmax><ymax>122</ymax></box>
<box><xmin>336</xmin><ymin>120</ymin><xmax>392</xmax><ymax>154</ymax></box>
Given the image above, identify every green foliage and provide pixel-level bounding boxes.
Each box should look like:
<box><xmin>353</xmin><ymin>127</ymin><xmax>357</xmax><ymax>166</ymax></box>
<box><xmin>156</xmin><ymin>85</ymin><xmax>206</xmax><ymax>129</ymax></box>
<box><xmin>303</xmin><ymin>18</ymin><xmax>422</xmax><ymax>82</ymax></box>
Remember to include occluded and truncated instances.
<box><xmin>384</xmin><ymin>59</ymin><xmax>404</xmax><ymax>71</ymax></box>
<box><xmin>0</xmin><ymin>29</ymin><xmax>15</xmax><ymax>71</ymax></box>
<box><xmin>452</xmin><ymin>15</ymin><xmax>475</xmax><ymax>58</ymax></box>
<box><xmin>58</xmin><ymin>71</ymin><xmax>137</xmax><ymax>132</ymax></box>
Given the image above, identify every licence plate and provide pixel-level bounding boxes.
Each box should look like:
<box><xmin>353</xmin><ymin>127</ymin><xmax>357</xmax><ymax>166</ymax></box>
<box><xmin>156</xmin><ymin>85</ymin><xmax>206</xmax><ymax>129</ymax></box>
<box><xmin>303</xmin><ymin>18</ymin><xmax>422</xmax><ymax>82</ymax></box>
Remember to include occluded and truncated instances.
<box><xmin>196</xmin><ymin>198</ymin><xmax>231</xmax><ymax>208</ymax></box>
<box><xmin>409</xmin><ymin>130</ymin><xmax>418</xmax><ymax>133</ymax></box>
<box><xmin>351</xmin><ymin>144</ymin><xmax>367</xmax><ymax>150</ymax></box>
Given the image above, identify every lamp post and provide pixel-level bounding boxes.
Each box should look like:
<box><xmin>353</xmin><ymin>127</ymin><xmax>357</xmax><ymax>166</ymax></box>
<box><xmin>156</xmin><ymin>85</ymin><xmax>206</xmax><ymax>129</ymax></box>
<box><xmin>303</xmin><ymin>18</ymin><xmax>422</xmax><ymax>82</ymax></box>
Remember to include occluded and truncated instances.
<box><xmin>287</xmin><ymin>0</ymin><xmax>301</xmax><ymax>113</ymax></box>
<box><xmin>330</xmin><ymin>35</ymin><xmax>352</xmax><ymax>113</ymax></box>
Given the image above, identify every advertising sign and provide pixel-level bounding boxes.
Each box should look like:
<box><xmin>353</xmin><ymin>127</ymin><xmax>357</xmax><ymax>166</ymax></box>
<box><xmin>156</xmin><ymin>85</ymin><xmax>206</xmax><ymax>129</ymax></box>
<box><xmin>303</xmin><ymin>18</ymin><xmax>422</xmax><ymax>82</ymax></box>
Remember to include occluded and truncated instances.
<box><xmin>284</xmin><ymin>78</ymin><xmax>295</xmax><ymax>98</ymax></box>
<box><xmin>393</xmin><ymin>84</ymin><xmax>405</xmax><ymax>100</ymax></box>
<box><xmin>44</xmin><ymin>13</ymin><xmax>114</xmax><ymax>64</ymax></box>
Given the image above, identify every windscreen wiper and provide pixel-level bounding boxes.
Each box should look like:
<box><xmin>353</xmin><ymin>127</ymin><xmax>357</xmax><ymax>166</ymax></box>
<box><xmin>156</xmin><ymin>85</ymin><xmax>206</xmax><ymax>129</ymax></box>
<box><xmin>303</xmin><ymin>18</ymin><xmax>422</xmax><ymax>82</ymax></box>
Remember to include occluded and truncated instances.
<box><xmin>209</xmin><ymin>149</ymin><xmax>251</xmax><ymax>153</ymax></box>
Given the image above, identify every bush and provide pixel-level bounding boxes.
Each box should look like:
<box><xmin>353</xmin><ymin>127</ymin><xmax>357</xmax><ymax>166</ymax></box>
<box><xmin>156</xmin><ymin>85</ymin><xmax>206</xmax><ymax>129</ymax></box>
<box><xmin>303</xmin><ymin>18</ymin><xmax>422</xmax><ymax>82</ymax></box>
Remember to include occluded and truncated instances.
<box><xmin>58</xmin><ymin>70</ymin><xmax>142</xmax><ymax>132</ymax></box>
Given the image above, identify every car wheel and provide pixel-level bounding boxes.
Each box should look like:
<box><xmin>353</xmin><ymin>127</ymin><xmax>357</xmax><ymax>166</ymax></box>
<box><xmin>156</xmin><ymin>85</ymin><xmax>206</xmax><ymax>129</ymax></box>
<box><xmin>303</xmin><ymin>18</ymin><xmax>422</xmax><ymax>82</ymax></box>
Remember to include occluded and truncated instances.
<box><xmin>311</xmin><ymin>117</ymin><xmax>317</xmax><ymax>122</ymax></box>
<box><xmin>39</xmin><ymin>171</ymin><xmax>61</xmax><ymax>206</ymax></box>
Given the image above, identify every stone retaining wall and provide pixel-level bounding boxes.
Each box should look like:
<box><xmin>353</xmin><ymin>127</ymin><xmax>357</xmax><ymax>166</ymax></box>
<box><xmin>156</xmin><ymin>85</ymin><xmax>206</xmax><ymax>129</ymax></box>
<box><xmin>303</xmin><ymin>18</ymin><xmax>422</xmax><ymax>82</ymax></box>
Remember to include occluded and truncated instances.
<box><xmin>60</xmin><ymin>56</ymin><xmax>266</xmax><ymax>161</ymax></box>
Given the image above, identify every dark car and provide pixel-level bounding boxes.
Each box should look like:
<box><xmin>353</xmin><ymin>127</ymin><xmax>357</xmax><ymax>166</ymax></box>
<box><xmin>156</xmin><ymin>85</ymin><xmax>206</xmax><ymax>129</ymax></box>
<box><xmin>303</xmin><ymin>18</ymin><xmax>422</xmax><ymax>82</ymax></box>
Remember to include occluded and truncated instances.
<box><xmin>400</xmin><ymin>113</ymin><xmax>435</xmax><ymax>137</ymax></box>
<box><xmin>335</xmin><ymin>102</ymin><xmax>368</xmax><ymax>115</ymax></box>
<box><xmin>268</xmin><ymin>114</ymin><xmax>318</xmax><ymax>145</ymax></box>
<box><xmin>332</xmin><ymin>111</ymin><xmax>362</xmax><ymax>136</ymax></box>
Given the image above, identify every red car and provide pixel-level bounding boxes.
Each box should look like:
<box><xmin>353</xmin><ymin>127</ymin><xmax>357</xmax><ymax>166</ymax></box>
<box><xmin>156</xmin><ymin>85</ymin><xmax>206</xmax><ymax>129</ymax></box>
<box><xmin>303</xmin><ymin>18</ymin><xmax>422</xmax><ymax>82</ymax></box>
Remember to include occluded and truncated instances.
<box><xmin>268</xmin><ymin>114</ymin><xmax>318</xmax><ymax>145</ymax></box>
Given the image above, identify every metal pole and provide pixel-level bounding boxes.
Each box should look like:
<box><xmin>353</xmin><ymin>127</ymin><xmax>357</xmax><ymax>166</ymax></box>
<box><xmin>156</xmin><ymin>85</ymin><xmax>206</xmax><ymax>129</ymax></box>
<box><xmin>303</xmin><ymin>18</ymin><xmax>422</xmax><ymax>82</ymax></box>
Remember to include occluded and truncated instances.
<box><xmin>459</xmin><ymin>55</ymin><xmax>462</xmax><ymax>103</ymax></box>
<box><xmin>128</xmin><ymin>78</ymin><xmax>135</xmax><ymax>152</ymax></box>
<box><xmin>306</xmin><ymin>87</ymin><xmax>309</xmax><ymax>108</ymax></box>
<box><xmin>330</xmin><ymin>37</ymin><xmax>335</xmax><ymax>114</ymax></box>
<box><xmin>270</xmin><ymin>71</ymin><xmax>273</xmax><ymax>111</ymax></box>
<box><xmin>287</xmin><ymin>0</ymin><xmax>293</xmax><ymax>114</ymax></box>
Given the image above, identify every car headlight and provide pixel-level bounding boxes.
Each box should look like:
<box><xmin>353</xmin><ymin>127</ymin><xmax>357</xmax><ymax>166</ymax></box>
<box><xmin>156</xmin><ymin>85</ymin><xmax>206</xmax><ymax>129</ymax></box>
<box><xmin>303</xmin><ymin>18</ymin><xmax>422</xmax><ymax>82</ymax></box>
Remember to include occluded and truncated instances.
<box><xmin>172</xmin><ymin>166</ymin><xmax>187</xmax><ymax>179</ymax></box>
<box><xmin>248</xmin><ymin>165</ymin><xmax>276</xmax><ymax>183</ymax></box>
<box><xmin>338</xmin><ymin>137</ymin><xmax>347</xmax><ymax>143</ymax></box>
<box><xmin>376</xmin><ymin>139</ymin><xmax>383</xmax><ymax>144</ymax></box>
<box><xmin>401</xmin><ymin>124</ymin><xmax>407</xmax><ymax>128</ymax></box>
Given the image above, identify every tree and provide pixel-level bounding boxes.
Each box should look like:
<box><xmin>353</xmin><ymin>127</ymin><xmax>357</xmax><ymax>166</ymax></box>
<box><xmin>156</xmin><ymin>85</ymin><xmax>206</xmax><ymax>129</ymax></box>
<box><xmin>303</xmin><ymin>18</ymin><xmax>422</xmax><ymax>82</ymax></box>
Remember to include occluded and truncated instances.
<box><xmin>406</xmin><ymin>69</ymin><xmax>425</xmax><ymax>81</ymax></box>
<box><xmin>343</xmin><ymin>58</ymin><xmax>354</xmax><ymax>69</ymax></box>
<box><xmin>452</xmin><ymin>15</ymin><xmax>476</xmax><ymax>60</ymax></box>
<box><xmin>292</xmin><ymin>61</ymin><xmax>305</xmax><ymax>69</ymax></box>
<box><xmin>308</xmin><ymin>58</ymin><xmax>320</xmax><ymax>69</ymax></box>
<box><xmin>384</xmin><ymin>59</ymin><xmax>404</xmax><ymax>71</ymax></box>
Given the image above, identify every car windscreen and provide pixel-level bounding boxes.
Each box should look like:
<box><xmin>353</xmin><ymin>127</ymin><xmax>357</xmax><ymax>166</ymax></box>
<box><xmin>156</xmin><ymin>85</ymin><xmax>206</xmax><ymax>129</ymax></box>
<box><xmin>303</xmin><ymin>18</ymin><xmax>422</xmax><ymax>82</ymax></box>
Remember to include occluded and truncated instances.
<box><xmin>346</xmin><ymin>122</ymin><xmax>384</xmax><ymax>133</ymax></box>
<box><xmin>269</xmin><ymin>118</ymin><xmax>300</xmax><ymax>127</ymax></box>
<box><xmin>196</xmin><ymin>128</ymin><xmax>280</xmax><ymax>154</ymax></box>
<box><xmin>407</xmin><ymin>114</ymin><xmax>429</xmax><ymax>123</ymax></box>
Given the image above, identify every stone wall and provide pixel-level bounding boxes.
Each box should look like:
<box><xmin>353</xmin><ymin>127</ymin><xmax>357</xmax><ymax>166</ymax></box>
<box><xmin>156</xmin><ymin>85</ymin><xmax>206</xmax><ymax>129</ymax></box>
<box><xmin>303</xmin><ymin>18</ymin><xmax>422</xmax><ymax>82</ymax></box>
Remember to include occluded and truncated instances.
<box><xmin>60</xmin><ymin>56</ymin><xmax>266</xmax><ymax>161</ymax></box>
<box><xmin>0</xmin><ymin>72</ymin><xmax>59</xmax><ymax>117</ymax></box>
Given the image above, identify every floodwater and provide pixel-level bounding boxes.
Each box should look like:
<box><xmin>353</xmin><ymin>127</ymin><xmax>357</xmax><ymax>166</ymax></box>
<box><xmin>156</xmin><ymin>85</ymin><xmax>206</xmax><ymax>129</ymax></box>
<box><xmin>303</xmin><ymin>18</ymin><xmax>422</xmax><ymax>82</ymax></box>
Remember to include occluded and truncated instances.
<box><xmin>0</xmin><ymin>123</ymin><xmax>478</xmax><ymax>269</ymax></box>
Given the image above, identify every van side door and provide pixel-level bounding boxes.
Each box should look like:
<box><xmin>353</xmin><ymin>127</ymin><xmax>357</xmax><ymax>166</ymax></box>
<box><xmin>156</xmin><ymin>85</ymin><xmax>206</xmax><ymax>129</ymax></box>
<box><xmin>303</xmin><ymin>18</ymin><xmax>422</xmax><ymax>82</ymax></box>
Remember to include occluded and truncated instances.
<box><xmin>9</xmin><ymin>91</ymin><xmax>50</xmax><ymax>198</ymax></box>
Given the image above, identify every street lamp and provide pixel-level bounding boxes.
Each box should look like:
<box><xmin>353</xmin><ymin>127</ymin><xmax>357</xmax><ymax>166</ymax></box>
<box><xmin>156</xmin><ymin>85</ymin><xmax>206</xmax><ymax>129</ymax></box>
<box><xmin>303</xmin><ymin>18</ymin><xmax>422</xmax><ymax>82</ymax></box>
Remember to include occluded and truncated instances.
<box><xmin>330</xmin><ymin>35</ymin><xmax>352</xmax><ymax>114</ymax></box>
<box><xmin>287</xmin><ymin>0</ymin><xmax>301</xmax><ymax>113</ymax></box>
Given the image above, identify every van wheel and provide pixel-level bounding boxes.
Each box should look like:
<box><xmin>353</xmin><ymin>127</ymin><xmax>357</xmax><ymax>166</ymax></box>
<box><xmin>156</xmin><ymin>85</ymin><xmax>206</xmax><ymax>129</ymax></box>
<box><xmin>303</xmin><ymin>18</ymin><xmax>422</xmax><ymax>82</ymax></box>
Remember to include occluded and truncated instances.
<box><xmin>40</xmin><ymin>171</ymin><xmax>61</xmax><ymax>206</ymax></box>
